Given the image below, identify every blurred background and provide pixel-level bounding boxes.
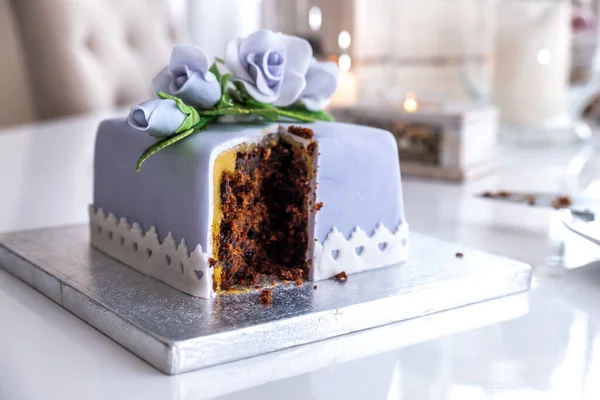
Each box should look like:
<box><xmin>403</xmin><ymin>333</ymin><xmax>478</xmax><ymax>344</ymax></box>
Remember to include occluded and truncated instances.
<box><xmin>0</xmin><ymin>0</ymin><xmax>597</xmax><ymax>126</ymax></box>
<box><xmin>3</xmin><ymin>0</ymin><xmax>600</xmax><ymax>164</ymax></box>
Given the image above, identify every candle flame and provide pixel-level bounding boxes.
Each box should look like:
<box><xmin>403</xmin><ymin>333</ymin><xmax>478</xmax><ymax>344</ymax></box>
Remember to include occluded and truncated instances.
<box><xmin>403</xmin><ymin>98</ymin><xmax>418</xmax><ymax>113</ymax></box>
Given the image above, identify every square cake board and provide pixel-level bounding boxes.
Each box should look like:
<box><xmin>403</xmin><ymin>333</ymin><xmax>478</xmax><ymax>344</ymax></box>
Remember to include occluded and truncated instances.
<box><xmin>0</xmin><ymin>225</ymin><xmax>532</xmax><ymax>375</ymax></box>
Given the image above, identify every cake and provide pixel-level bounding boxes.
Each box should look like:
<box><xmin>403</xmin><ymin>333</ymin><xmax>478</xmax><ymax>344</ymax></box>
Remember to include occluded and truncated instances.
<box><xmin>90</xmin><ymin>30</ymin><xmax>408</xmax><ymax>299</ymax></box>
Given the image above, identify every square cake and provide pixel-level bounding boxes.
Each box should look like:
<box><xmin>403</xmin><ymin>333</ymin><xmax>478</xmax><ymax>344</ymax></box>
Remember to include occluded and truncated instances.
<box><xmin>89</xmin><ymin>30</ymin><xmax>408</xmax><ymax>299</ymax></box>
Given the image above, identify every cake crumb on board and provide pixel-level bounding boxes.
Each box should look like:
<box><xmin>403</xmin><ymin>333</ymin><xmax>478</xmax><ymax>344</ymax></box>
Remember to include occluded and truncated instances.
<box><xmin>291</xmin><ymin>268</ymin><xmax>303</xmax><ymax>281</ymax></box>
<box><xmin>455</xmin><ymin>252</ymin><xmax>464</xmax><ymax>258</ymax></box>
<box><xmin>313</xmin><ymin>285</ymin><xmax>318</xmax><ymax>289</ymax></box>
<box><xmin>259</xmin><ymin>289</ymin><xmax>273</xmax><ymax>305</ymax></box>
<box><xmin>334</xmin><ymin>271</ymin><xmax>348</xmax><ymax>282</ymax></box>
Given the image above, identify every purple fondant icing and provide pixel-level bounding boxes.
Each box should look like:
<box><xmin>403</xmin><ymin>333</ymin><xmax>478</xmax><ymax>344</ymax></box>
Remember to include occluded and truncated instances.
<box><xmin>93</xmin><ymin>119</ymin><xmax>404</xmax><ymax>252</ymax></box>
<box><xmin>308</xmin><ymin>122</ymin><xmax>404</xmax><ymax>241</ymax></box>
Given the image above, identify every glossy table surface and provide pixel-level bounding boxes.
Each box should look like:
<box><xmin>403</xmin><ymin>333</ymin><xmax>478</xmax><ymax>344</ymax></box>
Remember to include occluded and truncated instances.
<box><xmin>2</xmin><ymin>113</ymin><xmax>600</xmax><ymax>399</ymax></box>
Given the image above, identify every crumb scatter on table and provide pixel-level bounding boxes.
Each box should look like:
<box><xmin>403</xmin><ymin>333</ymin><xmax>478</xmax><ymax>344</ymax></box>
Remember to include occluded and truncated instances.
<box><xmin>551</xmin><ymin>195</ymin><xmax>572</xmax><ymax>209</ymax></box>
<box><xmin>524</xmin><ymin>195</ymin><xmax>536</xmax><ymax>206</ymax></box>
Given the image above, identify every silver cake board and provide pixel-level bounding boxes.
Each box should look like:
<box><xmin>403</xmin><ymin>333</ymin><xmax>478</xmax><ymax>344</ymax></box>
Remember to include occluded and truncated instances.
<box><xmin>0</xmin><ymin>225</ymin><xmax>532</xmax><ymax>375</ymax></box>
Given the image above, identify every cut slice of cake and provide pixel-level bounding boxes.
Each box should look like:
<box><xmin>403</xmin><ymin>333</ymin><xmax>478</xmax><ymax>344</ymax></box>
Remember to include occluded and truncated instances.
<box><xmin>91</xmin><ymin>120</ymin><xmax>408</xmax><ymax>298</ymax></box>
<box><xmin>211</xmin><ymin>130</ymin><xmax>314</xmax><ymax>291</ymax></box>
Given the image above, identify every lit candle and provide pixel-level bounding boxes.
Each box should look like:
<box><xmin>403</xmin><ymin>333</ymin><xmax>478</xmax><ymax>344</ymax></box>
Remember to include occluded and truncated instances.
<box><xmin>330</xmin><ymin>71</ymin><xmax>358</xmax><ymax>107</ymax></box>
<box><xmin>403</xmin><ymin>93</ymin><xmax>418</xmax><ymax>113</ymax></box>
<box><xmin>330</xmin><ymin>29</ymin><xmax>357</xmax><ymax>107</ymax></box>
<box><xmin>353</xmin><ymin>0</ymin><xmax>495</xmax><ymax>105</ymax></box>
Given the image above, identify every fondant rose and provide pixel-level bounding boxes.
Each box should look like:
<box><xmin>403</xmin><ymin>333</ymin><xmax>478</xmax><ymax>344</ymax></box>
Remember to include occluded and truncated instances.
<box><xmin>153</xmin><ymin>45</ymin><xmax>221</xmax><ymax>108</ymax></box>
<box><xmin>127</xmin><ymin>99</ymin><xmax>186</xmax><ymax>137</ymax></box>
<box><xmin>300</xmin><ymin>59</ymin><xmax>339</xmax><ymax>111</ymax></box>
<box><xmin>225</xmin><ymin>30</ymin><xmax>312</xmax><ymax>106</ymax></box>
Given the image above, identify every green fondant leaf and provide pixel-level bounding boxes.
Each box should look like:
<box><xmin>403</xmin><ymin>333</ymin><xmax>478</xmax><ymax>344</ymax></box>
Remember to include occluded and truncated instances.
<box><xmin>176</xmin><ymin>107</ymin><xmax>201</xmax><ymax>133</ymax></box>
<box><xmin>218</xmin><ymin>98</ymin><xmax>234</xmax><ymax>109</ymax></box>
<box><xmin>136</xmin><ymin>116</ymin><xmax>215</xmax><ymax>171</ymax></box>
<box><xmin>197</xmin><ymin>106</ymin><xmax>247</xmax><ymax>116</ymax></box>
<box><xmin>275</xmin><ymin>109</ymin><xmax>318</xmax><ymax>123</ymax></box>
<box><xmin>228</xmin><ymin>88</ymin><xmax>244</xmax><ymax>103</ymax></box>
<box><xmin>157</xmin><ymin>91</ymin><xmax>185</xmax><ymax>108</ymax></box>
<box><xmin>136</xmin><ymin>128</ymin><xmax>193</xmax><ymax>171</ymax></box>
<box><xmin>244</xmin><ymin>99</ymin><xmax>317</xmax><ymax>122</ymax></box>
<box><xmin>233</xmin><ymin>81</ymin><xmax>250</xmax><ymax>100</ymax></box>
<box><xmin>290</xmin><ymin>108</ymin><xmax>334</xmax><ymax>122</ymax></box>
<box><xmin>312</xmin><ymin>110</ymin><xmax>335</xmax><ymax>122</ymax></box>
<box><xmin>283</xmin><ymin>103</ymin><xmax>335</xmax><ymax>122</ymax></box>
<box><xmin>246</xmin><ymin>98</ymin><xmax>320</xmax><ymax>122</ymax></box>
<box><xmin>156</xmin><ymin>91</ymin><xmax>201</xmax><ymax>132</ymax></box>
<box><xmin>244</xmin><ymin>98</ymin><xmax>275</xmax><ymax>110</ymax></box>
<box><xmin>197</xmin><ymin>105</ymin><xmax>279</xmax><ymax>121</ymax></box>
<box><xmin>215</xmin><ymin>57</ymin><xmax>225</xmax><ymax>64</ymax></box>
<box><xmin>209</xmin><ymin>62</ymin><xmax>222</xmax><ymax>82</ymax></box>
<box><xmin>220</xmin><ymin>73</ymin><xmax>232</xmax><ymax>93</ymax></box>
<box><xmin>253</xmin><ymin>108</ymin><xmax>280</xmax><ymax>121</ymax></box>
<box><xmin>217</xmin><ymin>73</ymin><xmax>233</xmax><ymax>108</ymax></box>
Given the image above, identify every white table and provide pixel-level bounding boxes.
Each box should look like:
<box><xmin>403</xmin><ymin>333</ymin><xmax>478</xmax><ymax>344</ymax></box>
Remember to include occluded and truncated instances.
<box><xmin>2</xmin><ymin>113</ymin><xmax>600</xmax><ymax>399</ymax></box>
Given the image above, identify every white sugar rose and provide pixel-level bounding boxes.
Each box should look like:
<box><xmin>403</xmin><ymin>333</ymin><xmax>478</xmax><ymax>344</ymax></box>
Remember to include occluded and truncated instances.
<box><xmin>300</xmin><ymin>59</ymin><xmax>339</xmax><ymax>111</ymax></box>
<box><xmin>153</xmin><ymin>45</ymin><xmax>221</xmax><ymax>109</ymax></box>
<box><xmin>127</xmin><ymin>99</ymin><xmax>186</xmax><ymax>137</ymax></box>
<box><xmin>225</xmin><ymin>30</ymin><xmax>312</xmax><ymax>106</ymax></box>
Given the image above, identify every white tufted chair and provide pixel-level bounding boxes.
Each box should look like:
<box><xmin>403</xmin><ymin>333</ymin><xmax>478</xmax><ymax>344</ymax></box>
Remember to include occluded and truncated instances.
<box><xmin>0</xmin><ymin>0</ymin><xmax>35</xmax><ymax>127</ymax></box>
<box><xmin>10</xmin><ymin>0</ymin><xmax>185</xmax><ymax>121</ymax></box>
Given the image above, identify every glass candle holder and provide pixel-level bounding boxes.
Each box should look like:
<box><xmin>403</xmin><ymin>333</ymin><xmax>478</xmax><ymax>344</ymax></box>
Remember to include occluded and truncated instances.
<box><xmin>494</xmin><ymin>0</ymin><xmax>600</xmax><ymax>144</ymax></box>
<box><xmin>353</xmin><ymin>0</ymin><xmax>496</xmax><ymax>107</ymax></box>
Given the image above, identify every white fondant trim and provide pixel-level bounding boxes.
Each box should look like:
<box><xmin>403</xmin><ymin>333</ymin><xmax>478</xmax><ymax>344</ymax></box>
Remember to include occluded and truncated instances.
<box><xmin>89</xmin><ymin>205</ymin><xmax>213</xmax><ymax>299</ymax></box>
<box><xmin>310</xmin><ymin>223</ymin><xmax>409</xmax><ymax>281</ymax></box>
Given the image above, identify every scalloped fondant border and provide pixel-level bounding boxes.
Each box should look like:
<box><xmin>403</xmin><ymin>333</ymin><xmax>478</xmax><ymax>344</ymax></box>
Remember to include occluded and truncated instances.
<box><xmin>89</xmin><ymin>206</ymin><xmax>213</xmax><ymax>299</ymax></box>
<box><xmin>89</xmin><ymin>205</ymin><xmax>408</xmax><ymax>299</ymax></box>
<box><xmin>310</xmin><ymin>223</ymin><xmax>409</xmax><ymax>281</ymax></box>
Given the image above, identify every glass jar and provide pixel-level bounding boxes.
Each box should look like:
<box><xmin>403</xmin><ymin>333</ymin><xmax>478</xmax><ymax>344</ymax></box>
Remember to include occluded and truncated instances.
<box><xmin>188</xmin><ymin>0</ymin><xmax>262</xmax><ymax>58</ymax></box>
<box><xmin>354</xmin><ymin>0</ymin><xmax>496</xmax><ymax>108</ymax></box>
<box><xmin>494</xmin><ymin>0</ymin><xmax>600</xmax><ymax>144</ymax></box>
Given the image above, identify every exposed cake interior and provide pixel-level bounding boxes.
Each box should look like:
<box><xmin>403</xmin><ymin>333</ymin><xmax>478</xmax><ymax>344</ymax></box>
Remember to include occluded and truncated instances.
<box><xmin>211</xmin><ymin>131</ymin><xmax>315</xmax><ymax>293</ymax></box>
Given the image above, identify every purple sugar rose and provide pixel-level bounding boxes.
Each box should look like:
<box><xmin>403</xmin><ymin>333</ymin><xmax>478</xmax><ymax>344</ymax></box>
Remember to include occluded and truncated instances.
<box><xmin>300</xmin><ymin>59</ymin><xmax>339</xmax><ymax>111</ymax></box>
<box><xmin>225</xmin><ymin>30</ymin><xmax>312</xmax><ymax>106</ymax></box>
<box><xmin>127</xmin><ymin>99</ymin><xmax>186</xmax><ymax>137</ymax></box>
<box><xmin>153</xmin><ymin>45</ymin><xmax>221</xmax><ymax>108</ymax></box>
